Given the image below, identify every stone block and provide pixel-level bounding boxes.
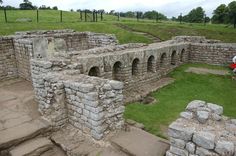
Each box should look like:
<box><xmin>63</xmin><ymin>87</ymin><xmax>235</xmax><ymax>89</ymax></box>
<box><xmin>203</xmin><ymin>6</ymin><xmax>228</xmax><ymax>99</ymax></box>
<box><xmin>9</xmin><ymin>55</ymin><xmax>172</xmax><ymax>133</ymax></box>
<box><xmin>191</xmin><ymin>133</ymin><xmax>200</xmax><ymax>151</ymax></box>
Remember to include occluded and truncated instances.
<box><xmin>186</xmin><ymin>142</ymin><xmax>196</xmax><ymax>154</ymax></box>
<box><xmin>196</xmin><ymin>147</ymin><xmax>219</xmax><ymax>156</ymax></box>
<box><xmin>186</xmin><ymin>100</ymin><xmax>205</xmax><ymax>111</ymax></box>
<box><xmin>215</xmin><ymin>140</ymin><xmax>234</xmax><ymax>156</ymax></box>
<box><xmin>109</xmin><ymin>80</ymin><xmax>123</xmax><ymax>90</ymax></box>
<box><xmin>196</xmin><ymin>111</ymin><xmax>209</xmax><ymax>123</ymax></box>
<box><xmin>170</xmin><ymin>137</ymin><xmax>186</xmax><ymax>149</ymax></box>
<box><xmin>180</xmin><ymin>111</ymin><xmax>193</xmax><ymax>120</ymax></box>
<box><xmin>193</xmin><ymin>131</ymin><xmax>215</xmax><ymax>149</ymax></box>
<box><xmin>168</xmin><ymin>121</ymin><xmax>195</xmax><ymax>141</ymax></box>
<box><xmin>170</xmin><ymin>146</ymin><xmax>188</xmax><ymax>156</ymax></box>
<box><xmin>207</xmin><ymin>103</ymin><xmax>223</xmax><ymax>115</ymax></box>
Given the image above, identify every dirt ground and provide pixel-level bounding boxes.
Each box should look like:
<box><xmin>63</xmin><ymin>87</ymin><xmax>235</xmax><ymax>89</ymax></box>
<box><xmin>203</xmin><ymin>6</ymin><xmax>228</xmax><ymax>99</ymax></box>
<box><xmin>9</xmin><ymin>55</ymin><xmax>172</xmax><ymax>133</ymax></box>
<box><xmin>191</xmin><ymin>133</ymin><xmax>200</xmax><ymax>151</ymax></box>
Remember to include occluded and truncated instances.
<box><xmin>185</xmin><ymin>67</ymin><xmax>229</xmax><ymax>75</ymax></box>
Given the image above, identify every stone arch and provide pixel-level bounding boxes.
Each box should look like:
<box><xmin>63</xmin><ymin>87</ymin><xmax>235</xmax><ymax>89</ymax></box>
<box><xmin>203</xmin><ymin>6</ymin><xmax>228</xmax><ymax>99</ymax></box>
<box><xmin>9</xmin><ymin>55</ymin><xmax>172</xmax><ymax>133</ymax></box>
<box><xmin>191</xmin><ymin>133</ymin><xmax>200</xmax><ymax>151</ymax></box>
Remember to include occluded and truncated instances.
<box><xmin>160</xmin><ymin>53</ymin><xmax>167</xmax><ymax>67</ymax></box>
<box><xmin>171</xmin><ymin>50</ymin><xmax>177</xmax><ymax>65</ymax></box>
<box><xmin>132</xmin><ymin>58</ymin><xmax>140</xmax><ymax>76</ymax></box>
<box><xmin>112</xmin><ymin>61</ymin><xmax>123</xmax><ymax>81</ymax></box>
<box><xmin>180</xmin><ymin>49</ymin><xmax>185</xmax><ymax>62</ymax></box>
<box><xmin>88</xmin><ymin>66</ymin><xmax>100</xmax><ymax>77</ymax></box>
<box><xmin>147</xmin><ymin>55</ymin><xmax>155</xmax><ymax>72</ymax></box>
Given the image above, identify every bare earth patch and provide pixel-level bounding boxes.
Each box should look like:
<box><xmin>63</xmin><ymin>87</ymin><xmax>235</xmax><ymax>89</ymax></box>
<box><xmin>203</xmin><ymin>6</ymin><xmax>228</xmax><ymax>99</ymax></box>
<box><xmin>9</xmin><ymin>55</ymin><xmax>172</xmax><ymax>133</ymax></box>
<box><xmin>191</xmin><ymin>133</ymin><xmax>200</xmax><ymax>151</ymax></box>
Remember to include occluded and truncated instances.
<box><xmin>185</xmin><ymin>67</ymin><xmax>229</xmax><ymax>75</ymax></box>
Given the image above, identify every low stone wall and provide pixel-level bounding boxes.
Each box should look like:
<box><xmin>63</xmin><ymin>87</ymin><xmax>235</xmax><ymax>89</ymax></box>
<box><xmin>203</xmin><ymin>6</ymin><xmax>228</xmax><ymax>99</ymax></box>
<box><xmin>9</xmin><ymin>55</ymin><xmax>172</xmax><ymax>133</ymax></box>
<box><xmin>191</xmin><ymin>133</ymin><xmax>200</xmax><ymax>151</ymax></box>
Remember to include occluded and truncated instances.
<box><xmin>0</xmin><ymin>37</ymin><xmax>18</xmax><ymax>81</ymax></box>
<box><xmin>190</xmin><ymin>43</ymin><xmax>236</xmax><ymax>65</ymax></box>
<box><xmin>166</xmin><ymin>100</ymin><xmax>236</xmax><ymax>156</ymax></box>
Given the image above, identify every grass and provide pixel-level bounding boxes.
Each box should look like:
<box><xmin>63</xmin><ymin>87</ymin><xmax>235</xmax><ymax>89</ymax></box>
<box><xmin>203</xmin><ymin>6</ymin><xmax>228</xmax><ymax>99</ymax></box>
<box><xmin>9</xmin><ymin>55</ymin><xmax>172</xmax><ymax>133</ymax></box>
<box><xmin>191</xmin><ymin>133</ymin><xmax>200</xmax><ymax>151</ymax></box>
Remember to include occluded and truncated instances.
<box><xmin>0</xmin><ymin>10</ymin><xmax>236</xmax><ymax>43</ymax></box>
<box><xmin>124</xmin><ymin>64</ymin><xmax>236</xmax><ymax>138</ymax></box>
<box><xmin>120</xmin><ymin>21</ymin><xmax>236</xmax><ymax>43</ymax></box>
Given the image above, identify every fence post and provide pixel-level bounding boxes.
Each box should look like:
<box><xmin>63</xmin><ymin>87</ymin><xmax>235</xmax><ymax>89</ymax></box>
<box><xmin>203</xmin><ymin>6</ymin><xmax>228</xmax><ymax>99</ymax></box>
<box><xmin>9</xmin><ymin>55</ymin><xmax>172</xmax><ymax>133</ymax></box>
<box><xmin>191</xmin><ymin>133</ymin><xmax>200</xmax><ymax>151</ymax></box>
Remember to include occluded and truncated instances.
<box><xmin>60</xmin><ymin>10</ymin><xmax>62</xmax><ymax>22</ymax></box>
<box><xmin>156</xmin><ymin>12</ymin><xmax>159</xmax><ymax>22</ymax></box>
<box><xmin>95</xmin><ymin>11</ymin><xmax>98</xmax><ymax>22</ymax></box>
<box><xmin>4</xmin><ymin>8</ymin><xmax>7</xmax><ymax>23</ymax></box>
<box><xmin>80</xmin><ymin>11</ymin><xmax>83</xmax><ymax>21</ymax></box>
<box><xmin>101</xmin><ymin>11</ymin><xmax>103</xmax><ymax>21</ymax></box>
<box><xmin>85</xmin><ymin>10</ymin><xmax>87</xmax><ymax>22</ymax></box>
<box><xmin>179</xmin><ymin>13</ymin><xmax>182</xmax><ymax>24</ymax></box>
<box><xmin>92</xmin><ymin>10</ymin><xmax>95</xmax><ymax>22</ymax></box>
<box><xmin>136</xmin><ymin>12</ymin><xmax>140</xmax><ymax>22</ymax></box>
<box><xmin>36</xmin><ymin>9</ymin><xmax>39</xmax><ymax>23</ymax></box>
<box><xmin>234</xmin><ymin>13</ymin><xmax>236</xmax><ymax>29</ymax></box>
<box><xmin>117</xmin><ymin>12</ymin><xmax>120</xmax><ymax>21</ymax></box>
<box><xmin>204</xmin><ymin>14</ymin><xmax>206</xmax><ymax>26</ymax></box>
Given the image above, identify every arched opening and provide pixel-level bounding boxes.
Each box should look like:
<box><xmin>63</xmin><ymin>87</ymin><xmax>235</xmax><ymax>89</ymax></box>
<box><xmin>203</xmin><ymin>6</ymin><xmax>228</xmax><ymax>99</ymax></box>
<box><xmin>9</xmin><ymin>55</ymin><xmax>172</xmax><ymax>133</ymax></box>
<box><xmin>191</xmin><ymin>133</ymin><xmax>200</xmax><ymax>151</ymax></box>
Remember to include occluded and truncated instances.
<box><xmin>147</xmin><ymin>55</ymin><xmax>155</xmax><ymax>72</ymax></box>
<box><xmin>132</xmin><ymin>58</ymin><xmax>140</xmax><ymax>76</ymax></box>
<box><xmin>160</xmin><ymin>53</ymin><xmax>167</xmax><ymax>67</ymax></box>
<box><xmin>180</xmin><ymin>49</ymin><xmax>185</xmax><ymax>62</ymax></box>
<box><xmin>88</xmin><ymin>66</ymin><xmax>100</xmax><ymax>77</ymax></box>
<box><xmin>112</xmin><ymin>61</ymin><xmax>122</xmax><ymax>81</ymax></box>
<box><xmin>171</xmin><ymin>51</ymin><xmax>177</xmax><ymax>65</ymax></box>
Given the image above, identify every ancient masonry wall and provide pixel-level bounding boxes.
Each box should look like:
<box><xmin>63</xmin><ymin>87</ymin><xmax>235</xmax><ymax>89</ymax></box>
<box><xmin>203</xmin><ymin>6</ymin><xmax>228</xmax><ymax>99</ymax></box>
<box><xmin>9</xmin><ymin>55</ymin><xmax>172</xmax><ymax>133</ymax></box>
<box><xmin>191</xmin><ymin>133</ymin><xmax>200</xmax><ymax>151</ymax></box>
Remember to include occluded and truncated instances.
<box><xmin>0</xmin><ymin>37</ymin><xmax>18</xmax><ymax>81</ymax></box>
<box><xmin>73</xmin><ymin>43</ymin><xmax>190</xmax><ymax>92</ymax></box>
<box><xmin>0</xmin><ymin>30</ymin><xmax>117</xmax><ymax>81</ymax></box>
<box><xmin>166</xmin><ymin>100</ymin><xmax>236</xmax><ymax>156</ymax></box>
<box><xmin>190</xmin><ymin>43</ymin><xmax>236</xmax><ymax>65</ymax></box>
<box><xmin>31</xmin><ymin>59</ymin><xmax>124</xmax><ymax>140</ymax></box>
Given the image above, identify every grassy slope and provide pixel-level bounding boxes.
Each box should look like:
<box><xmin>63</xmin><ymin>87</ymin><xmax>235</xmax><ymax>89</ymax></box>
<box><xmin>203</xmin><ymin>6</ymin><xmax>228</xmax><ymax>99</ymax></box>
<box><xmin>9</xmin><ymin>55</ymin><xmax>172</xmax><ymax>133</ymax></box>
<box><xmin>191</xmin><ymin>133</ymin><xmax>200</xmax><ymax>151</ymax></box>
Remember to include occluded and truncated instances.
<box><xmin>1</xmin><ymin>10</ymin><xmax>236</xmax><ymax>43</ymax></box>
<box><xmin>0</xmin><ymin>10</ymin><xmax>151</xmax><ymax>44</ymax></box>
<box><xmin>121</xmin><ymin>21</ymin><xmax>236</xmax><ymax>43</ymax></box>
<box><xmin>124</xmin><ymin>64</ymin><xmax>236</xmax><ymax>138</ymax></box>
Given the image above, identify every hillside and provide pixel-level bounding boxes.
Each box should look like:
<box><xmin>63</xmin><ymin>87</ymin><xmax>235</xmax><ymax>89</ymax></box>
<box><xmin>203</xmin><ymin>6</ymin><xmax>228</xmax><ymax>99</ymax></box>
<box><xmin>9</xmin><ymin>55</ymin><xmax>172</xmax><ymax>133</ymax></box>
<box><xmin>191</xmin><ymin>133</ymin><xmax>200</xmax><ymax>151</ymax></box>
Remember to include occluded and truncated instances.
<box><xmin>0</xmin><ymin>9</ymin><xmax>236</xmax><ymax>43</ymax></box>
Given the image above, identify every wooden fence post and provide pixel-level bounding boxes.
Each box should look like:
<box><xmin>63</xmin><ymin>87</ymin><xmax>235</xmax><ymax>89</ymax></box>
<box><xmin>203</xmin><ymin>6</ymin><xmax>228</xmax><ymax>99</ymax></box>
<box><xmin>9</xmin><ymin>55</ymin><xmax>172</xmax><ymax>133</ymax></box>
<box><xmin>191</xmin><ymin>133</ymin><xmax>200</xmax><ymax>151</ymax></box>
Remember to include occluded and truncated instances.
<box><xmin>36</xmin><ymin>9</ymin><xmax>39</xmax><ymax>23</ymax></box>
<box><xmin>80</xmin><ymin>11</ymin><xmax>83</xmax><ymax>21</ymax></box>
<box><xmin>4</xmin><ymin>8</ymin><xmax>7</xmax><ymax>23</ymax></box>
<box><xmin>101</xmin><ymin>11</ymin><xmax>103</xmax><ymax>21</ymax></box>
<box><xmin>60</xmin><ymin>10</ymin><xmax>62</xmax><ymax>22</ymax></box>
<box><xmin>85</xmin><ymin>10</ymin><xmax>87</xmax><ymax>22</ymax></box>
<box><xmin>95</xmin><ymin>11</ymin><xmax>98</xmax><ymax>22</ymax></box>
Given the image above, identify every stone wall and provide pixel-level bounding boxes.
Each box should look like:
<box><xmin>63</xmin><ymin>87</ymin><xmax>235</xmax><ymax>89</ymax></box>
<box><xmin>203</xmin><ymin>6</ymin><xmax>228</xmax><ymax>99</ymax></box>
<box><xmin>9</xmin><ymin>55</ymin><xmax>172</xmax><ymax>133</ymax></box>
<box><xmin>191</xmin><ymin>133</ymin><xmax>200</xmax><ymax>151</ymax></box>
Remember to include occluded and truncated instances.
<box><xmin>0</xmin><ymin>37</ymin><xmax>18</xmax><ymax>81</ymax></box>
<box><xmin>14</xmin><ymin>38</ymin><xmax>33</xmax><ymax>81</ymax></box>
<box><xmin>30</xmin><ymin>59</ymin><xmax>124</xmax><ymax>140</ymax></box>
<box><xmin>73</xmin><ymin>42</ymin><xmax>190</xmax><ymax>92</ymax></box>
<box><xmin>166</xmin><ymin>100</ymin><xmax>236</xmax><ymax>156</ymax></box>
<box><xmin>190</xmin><ymin>43</ymin><xmax>236</xmax><ymax>65</ymax></box>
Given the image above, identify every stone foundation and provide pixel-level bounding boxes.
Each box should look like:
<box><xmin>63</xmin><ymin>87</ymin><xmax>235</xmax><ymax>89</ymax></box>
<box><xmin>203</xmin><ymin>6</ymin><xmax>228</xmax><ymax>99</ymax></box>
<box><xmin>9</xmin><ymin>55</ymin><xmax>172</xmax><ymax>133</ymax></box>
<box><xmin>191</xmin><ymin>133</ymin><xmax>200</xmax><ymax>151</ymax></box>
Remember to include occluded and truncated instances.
<box><xmin>1</xmin><ymin>30</ymin><xmax>236</xmax><ymax>140</ymax></box>
<box><xmin>166</xmin><ymin>100</ymin><xmax>236</xmax><ymax>156</ymax></box>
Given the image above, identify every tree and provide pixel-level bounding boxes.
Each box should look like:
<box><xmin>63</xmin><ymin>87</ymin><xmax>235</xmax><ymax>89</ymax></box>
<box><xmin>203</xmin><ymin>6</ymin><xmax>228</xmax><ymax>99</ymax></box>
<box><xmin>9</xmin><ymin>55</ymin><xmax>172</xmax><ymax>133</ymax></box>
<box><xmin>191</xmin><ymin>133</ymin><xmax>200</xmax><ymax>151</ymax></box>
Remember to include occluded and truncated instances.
<box><xmin>19</xmin><ymin>0</ymin><xmax>35</xmax><ymax>10</ymax></box>
<box><xmin>52</xmin><ymin>6</ymin><xmax>58</xmax><ymax>10</ymax></box>
<box><xmin>187</xmin><ymin>7</ymin><xmax>205</xmax><ymax>23</ymax></box>
<box><xmin>212</xmin><ymin>4</ymin><xmax>229</xmax><ymax>24</ymax></box>
<box><xmin>109</xmin><ymin>10</ymin><xmax>115</xmax><ymax>15</ymax></box>
<box><xmin>228</xmin><ymin>1</ymin><xmax>236</xmax><ymax>26</ymax></box>
<box><xmin>0</xmin><ymin>0</ymin><xmax>3</xmax><ymax>5</ymax></box>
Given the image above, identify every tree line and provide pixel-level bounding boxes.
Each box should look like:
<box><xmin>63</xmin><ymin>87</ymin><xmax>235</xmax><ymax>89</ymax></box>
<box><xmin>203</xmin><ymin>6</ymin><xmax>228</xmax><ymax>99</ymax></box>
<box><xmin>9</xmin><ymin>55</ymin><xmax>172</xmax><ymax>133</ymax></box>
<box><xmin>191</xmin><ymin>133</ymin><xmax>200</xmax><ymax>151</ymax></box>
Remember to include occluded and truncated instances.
<box><xmin>0</xmin><ymin>0</ymin><xmax>58</xmax><ymax>10</ymax></box>
<box><xmin>172</xmin><ymin>1</ymin><xmax>236</xmax><ymax>25</ymax></box>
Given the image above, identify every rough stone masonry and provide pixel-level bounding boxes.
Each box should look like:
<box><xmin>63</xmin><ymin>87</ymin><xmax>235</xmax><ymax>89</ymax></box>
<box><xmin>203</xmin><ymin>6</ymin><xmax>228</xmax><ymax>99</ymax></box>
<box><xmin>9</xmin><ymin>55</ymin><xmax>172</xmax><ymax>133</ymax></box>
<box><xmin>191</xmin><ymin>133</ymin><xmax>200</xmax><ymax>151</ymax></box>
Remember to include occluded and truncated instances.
<box><xmin>1</xmin><ymin>29</ymin><xmax>236</xmax><ymax>140</ymax></box>
<box><xmin>166</xmin><ymin>100</ymin><xmax>236</xmax><ymax>156</ymax></box>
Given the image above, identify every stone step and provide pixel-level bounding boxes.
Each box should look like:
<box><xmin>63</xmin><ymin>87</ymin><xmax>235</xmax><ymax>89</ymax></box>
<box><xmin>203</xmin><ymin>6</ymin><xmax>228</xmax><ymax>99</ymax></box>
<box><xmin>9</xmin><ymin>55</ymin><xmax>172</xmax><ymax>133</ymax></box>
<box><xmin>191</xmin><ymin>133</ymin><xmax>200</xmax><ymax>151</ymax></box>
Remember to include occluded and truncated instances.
<box><xmin>111</xmin><ymin>126</ymin><xmax>170</xmax><ymax>156</ymax></box>
<box><xmin>0</xmin><ymin>118</ymin><xmax>50</xmax><ymax>150</ymax></box>
<box><xmin>9</xmin><ymin>137</ymin><xmax>53</xmax><ymax>156</ymax></box>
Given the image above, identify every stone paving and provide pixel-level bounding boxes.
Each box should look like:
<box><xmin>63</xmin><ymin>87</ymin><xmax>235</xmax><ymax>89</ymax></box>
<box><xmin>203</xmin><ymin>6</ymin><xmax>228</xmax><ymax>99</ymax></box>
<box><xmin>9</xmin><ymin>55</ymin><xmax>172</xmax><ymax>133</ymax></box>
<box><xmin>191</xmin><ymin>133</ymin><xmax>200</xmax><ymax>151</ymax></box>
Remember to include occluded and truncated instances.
<box><xmin>0</xmin><ymin>78</ymin><xmax>40</xmax><ymax>132</ymax></box>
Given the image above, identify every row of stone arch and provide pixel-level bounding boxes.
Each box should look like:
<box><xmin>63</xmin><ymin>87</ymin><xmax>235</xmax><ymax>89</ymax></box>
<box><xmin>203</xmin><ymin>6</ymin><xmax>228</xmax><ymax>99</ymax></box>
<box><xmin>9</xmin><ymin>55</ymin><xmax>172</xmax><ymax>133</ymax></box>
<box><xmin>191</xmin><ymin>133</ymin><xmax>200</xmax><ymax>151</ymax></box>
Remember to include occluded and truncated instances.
<box><xmin>88</xmin><ymin>49</ymin><xmax>187</xmax><ymax>81</ymax></box>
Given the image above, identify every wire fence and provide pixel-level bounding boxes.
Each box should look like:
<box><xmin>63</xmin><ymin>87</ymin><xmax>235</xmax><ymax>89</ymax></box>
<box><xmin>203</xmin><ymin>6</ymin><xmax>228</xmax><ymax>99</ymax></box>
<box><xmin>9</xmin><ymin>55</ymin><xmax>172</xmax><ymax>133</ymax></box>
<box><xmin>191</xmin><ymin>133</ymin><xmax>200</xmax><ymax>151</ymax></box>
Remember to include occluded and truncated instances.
<box><xmin>0</xmin><ymin>9</ymin><xmax>108</xmax><ymax>23</ymax></box>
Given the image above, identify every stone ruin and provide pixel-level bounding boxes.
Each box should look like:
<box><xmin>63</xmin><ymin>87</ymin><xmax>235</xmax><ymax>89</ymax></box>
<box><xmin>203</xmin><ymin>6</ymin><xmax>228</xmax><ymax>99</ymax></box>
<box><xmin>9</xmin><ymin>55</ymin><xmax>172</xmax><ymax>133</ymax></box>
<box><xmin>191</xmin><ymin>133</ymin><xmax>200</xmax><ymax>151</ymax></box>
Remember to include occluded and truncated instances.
<box><xmin>0</xmin><ymin>29</ymin><xmax>236</xmax><ymax>142</ymax></box>
<box><xmin>166</xmin><ymin>100</ymin><xmax>236</xmax><ymax>156</ymax></box>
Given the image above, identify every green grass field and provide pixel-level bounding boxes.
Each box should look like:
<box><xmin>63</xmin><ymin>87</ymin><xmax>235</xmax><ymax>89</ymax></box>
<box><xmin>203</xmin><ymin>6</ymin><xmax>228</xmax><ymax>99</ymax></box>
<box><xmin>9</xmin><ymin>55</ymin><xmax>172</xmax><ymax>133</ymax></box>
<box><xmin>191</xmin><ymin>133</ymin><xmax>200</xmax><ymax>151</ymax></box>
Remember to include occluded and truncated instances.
<box><xmin>0</xmin><ymin>10</ymin><xmax>236</xmax><ymax>43</ymax></box>
<box><xmin>124</xmin><ymin>64</ymin><xmax>236</xmax><ymax>138</ymax></box>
